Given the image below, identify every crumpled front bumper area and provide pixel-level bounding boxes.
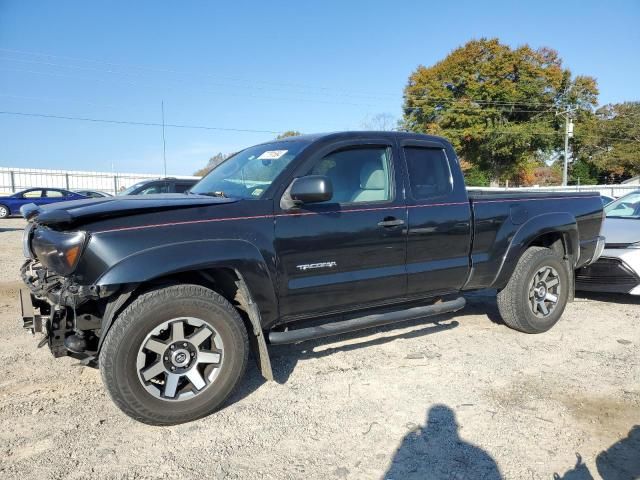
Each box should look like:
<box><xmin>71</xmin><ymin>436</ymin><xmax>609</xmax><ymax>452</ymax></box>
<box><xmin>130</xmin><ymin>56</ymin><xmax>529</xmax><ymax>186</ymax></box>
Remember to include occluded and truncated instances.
<box><xmin>19</xmin><ymin>259</ymin><xmax>101</xmax><ymax>358</ymax></box>
<box><xmin>19</xmin><ymin>288</ymin><xmax>43</xmax><ymax>334</ymax></box>
<box><xmin>19</xmin><ymin>286</ymin><xmax>71</xmax><ymax>358</ymax></box>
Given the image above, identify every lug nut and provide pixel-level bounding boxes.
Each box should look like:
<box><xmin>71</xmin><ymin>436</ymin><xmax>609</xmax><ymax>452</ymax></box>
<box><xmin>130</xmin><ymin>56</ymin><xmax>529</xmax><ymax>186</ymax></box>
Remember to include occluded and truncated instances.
<box><xmin>183</xmin><ymin>342</ymin><xmax>187</xmax><ymax>347</ymax></box>
<box><xmin>171</xmin><ymin>366</ymin><xmax>176</xmax><ymax>371</ymax></box>
<box><xmin>164</xmin><ymin>356</ymin><xmax>168</xmax><ymax>361</ymax></box>
<box><xmin>191</xmin><ymin>352</ymin><xmax>195</xmax><ymax>357</ymax></box>
<box><xmin>170</xmin><ymin>345</ymin><xmax>175</xmax><ymax>350</ymax></box>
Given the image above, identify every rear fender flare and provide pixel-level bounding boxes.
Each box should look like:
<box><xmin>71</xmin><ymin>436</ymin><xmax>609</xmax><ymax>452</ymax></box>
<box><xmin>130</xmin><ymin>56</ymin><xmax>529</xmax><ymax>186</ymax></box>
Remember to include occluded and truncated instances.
<box><xmin>492</xmin><ymin>212</ymin><xmax>579</xmax><ymax>289</ymax></box>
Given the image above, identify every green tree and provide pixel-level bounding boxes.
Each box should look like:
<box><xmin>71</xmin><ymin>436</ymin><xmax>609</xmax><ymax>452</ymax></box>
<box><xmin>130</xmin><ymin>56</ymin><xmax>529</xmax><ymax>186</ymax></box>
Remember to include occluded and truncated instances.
<box><xmin>573</xmin><ymin>102</ymin><xmax>640</xmax><ymax>182</ymax></box>
<box><xmin>402</xmin><ymin>38</ymin><xmax>598</xmax><ymax>184</ymax></box>
<box><xmin>276</xmin><ymin>130</ymin><xmax>302</xmax><ymax>139</ymax></box>
<box><xmin>193</xmin><ymin>152</ymin><xmax>232</xmax><ymax>176</ymax></box>
<box><xmin>569</xmin><ymin>159</ymin><xmax>599</xmax><ymax>185</ymax></box>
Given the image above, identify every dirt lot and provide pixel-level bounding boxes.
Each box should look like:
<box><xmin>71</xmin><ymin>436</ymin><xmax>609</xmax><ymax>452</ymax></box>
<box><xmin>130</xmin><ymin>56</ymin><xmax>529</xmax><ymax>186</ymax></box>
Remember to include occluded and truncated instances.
<box><xmin>0</xmin><ymin>217</ymin><xmax>638</xmax><ymax>479</ymax></box>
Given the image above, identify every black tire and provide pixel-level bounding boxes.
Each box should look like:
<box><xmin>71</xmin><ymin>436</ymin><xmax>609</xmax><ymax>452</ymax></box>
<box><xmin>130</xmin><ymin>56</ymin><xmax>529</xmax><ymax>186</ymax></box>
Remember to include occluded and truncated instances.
<box><xmin>99</xmin><ymin>284</ymin><xmax>248</xmax><ymax>425</ymax></box>
<box><xmin>497</xmin><ymin>246</ymin><xmax>569</xmax><ymax>333</ymax></box>
<box><xmin>0</xmin><ymin>204</ymin><xmax>9</xmax><ymax>219</ymax></box>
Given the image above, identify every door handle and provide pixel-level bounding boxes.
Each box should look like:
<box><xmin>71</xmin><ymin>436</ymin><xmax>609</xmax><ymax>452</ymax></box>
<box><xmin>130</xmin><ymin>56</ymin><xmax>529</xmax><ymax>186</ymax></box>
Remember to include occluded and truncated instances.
<box><xmin>378</xmin><ymin>217</ymin><xmax>405</xmax><ymax>227</ymax></box>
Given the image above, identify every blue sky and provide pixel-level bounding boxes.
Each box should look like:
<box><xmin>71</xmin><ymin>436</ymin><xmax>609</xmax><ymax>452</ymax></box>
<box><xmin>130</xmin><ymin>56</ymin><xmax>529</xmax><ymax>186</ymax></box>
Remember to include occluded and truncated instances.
<box><xmin>1</xmin><ymin>0</ymin><xmax>638</xmax><ymax>175</ymax></box>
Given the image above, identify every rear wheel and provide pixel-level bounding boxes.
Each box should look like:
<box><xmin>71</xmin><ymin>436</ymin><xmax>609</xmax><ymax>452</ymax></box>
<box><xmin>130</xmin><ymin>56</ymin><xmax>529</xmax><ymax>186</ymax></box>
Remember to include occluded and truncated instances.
<box><xmin>497</xmin><ymin>246</ymin><xmax>569</xmax><ymax>333</ymax></box>
<box><xmin>99</xmin><ymin>284</ymin><xmax>248</xmax><ymax>425</ymax></box>
<box><xmin>0</xmin><ymin>205</ymin><xmax>9</xmax><ymax>218</ymax></box>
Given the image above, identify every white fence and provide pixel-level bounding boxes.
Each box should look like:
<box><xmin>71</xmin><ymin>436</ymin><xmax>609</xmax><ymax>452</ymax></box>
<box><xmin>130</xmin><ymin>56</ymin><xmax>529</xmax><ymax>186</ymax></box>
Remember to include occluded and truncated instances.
<box><xmin>0</xmin><ymin>167</ymin><xmax>200</xmax><ymax>195</ymax></box>
<box><xmin>468</xmin><ymin>184</ymin><xmax>638</xmax><ymax>199</ymax></box>
<box><xmin>2</xmin><ymin>166</ymin><xmax>636</xmax><ymax>199</ymax></box>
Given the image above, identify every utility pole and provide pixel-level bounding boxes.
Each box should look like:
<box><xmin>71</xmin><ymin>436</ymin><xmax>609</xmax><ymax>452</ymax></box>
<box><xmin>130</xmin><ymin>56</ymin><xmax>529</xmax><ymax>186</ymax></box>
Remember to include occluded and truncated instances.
<box><xmin>161</xmin><ymin>101</ymin><xmax>167</xmax><ymax>177</ymax></box>
<box><xmin>557</xmin><ymin>109</ymin><xmax>574</xmax><ymax>186</ymax></box>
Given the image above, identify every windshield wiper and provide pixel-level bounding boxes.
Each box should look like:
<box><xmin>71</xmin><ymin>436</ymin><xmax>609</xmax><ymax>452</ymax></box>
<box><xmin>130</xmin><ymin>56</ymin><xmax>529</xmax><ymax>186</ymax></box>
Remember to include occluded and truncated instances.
<box><xmin>200</xmin><ymin>191</ymin><xmax>227</xmax><ymax>198</ymax></box>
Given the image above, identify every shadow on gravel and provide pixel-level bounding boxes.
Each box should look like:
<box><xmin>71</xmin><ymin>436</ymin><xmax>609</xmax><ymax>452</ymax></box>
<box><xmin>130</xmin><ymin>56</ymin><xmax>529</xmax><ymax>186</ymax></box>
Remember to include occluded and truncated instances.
<box><xmin>226</xmin><ymin>291</ymin><xmax>525</xmax><ymax>407</ymax></box>
<box><xmin>0</xmin><ymin>227</ymin><xmax>23</xmax><ymax>232</ymax></box>
<box><xmin>553</xmin><ymin>426</ymin><xmax>640</xmax><ymax>480</ymax></box>
<box><xmin>224</xmin><ymin>315</ymin><xmax>461</xmax><ymax>406</ymax></box>
<box><xmin>553</xmin><ymin>454</ymin><xmax>594</xmax><ymax>479</ymax></box>
<box><xmin>384</xmin><ymin>404</ymin><xmax>502</xmax><ymax>480</ymax></box>
<box><xmin>596</xmin><ymin>425</ymin><xmax>640</xmax><ymax>480</ymax></box>
<box><xmin>270</xmin><ymin>315</ymin><xmax>460</xmax><ymax>383</ymax></box>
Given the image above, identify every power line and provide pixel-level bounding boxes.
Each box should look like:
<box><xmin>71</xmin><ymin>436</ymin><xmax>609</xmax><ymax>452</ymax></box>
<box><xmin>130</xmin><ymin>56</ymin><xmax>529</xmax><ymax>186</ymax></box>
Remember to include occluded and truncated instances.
<box><xmin>0</xmin><ymin>66</ymin><xmax>382</xmax><ymax>109</ymax></box>
<box><xmin>0</xmin><ymin>48</ymin><xmax>602</xmax><ymax>108</ymax></box>
<box><xmin>0</xmin><ymin>48</ymin><xmax>395</xmax><ymax>100</ymax></box>
<box><xmin>0</xmin><ymin>110</ymin><xmax>282</xmax><ymax>134</ymax></box>
<box><xmin>2</xmin><ymin>109</ymin><xmax>638</xmax><ymax>143</ymax></box>
<box><xmin>421</xmin><ymin>127</ymin><xmax>640</xmax><ymax>143</ymax></box>
<box><xmin>404</xmin><ymin>105</ymin><xmax>556</xmax><ymax>114</ymax></box>
<box><xmin>0</xmin><ymin>93</ymin><xmax>116</xmax><ymax>108</ymax></box>
<box><xmin>4</xmin><ymin>52</ymin><xmax>631</xmax><ymax>114</ymax></box>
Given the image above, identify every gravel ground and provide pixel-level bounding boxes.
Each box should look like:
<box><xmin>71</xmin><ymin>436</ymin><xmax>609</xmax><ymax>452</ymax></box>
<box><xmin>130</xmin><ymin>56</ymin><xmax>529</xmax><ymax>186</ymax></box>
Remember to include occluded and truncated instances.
<box><xmin>0</xmin><ymin>216</ymin><xmax>638</xmax><ymax>479</ymax></box>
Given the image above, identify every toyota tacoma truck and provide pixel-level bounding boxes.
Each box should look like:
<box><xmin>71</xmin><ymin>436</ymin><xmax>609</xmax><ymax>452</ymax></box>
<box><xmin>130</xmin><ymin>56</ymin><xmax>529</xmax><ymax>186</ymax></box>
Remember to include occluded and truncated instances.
<box><xmin>19</xmin><ymin>131</ymin><xmax>605</xmax><ymax>425</ymax></box>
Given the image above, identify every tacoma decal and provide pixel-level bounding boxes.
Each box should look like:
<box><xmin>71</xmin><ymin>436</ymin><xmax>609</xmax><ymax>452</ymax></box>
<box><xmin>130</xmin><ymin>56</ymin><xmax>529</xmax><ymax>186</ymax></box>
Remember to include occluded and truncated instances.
<box><xmin>296</xmin><ymin>261</ymin><xmax>337</xmax><ymax>272</ymax></box>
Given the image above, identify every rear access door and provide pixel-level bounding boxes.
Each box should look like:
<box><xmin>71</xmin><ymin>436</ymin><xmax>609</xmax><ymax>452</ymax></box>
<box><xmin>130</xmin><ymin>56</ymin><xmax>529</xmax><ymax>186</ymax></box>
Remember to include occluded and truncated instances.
<box><xmin>400</xmin><ymin>139</ymin><xmax>472</xmax><ymax>297</ymax></box>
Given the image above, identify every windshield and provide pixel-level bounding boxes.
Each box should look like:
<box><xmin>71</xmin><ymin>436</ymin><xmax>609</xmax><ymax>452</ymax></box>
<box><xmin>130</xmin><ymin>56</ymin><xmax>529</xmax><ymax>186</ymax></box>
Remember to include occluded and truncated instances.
<box><xmin>605</xmin><ymin>191</ymin><xmax>640</xmax><ymax>219</ymax></box>
<box><xmin>190</xmin><ymin>140</ymin><xmax>308</xmax><ymax>199</ymax></box>
<box><xmin>118</xmin><ymin>181</ymin><xmax>148</xmax><ymax>196</ymax></box>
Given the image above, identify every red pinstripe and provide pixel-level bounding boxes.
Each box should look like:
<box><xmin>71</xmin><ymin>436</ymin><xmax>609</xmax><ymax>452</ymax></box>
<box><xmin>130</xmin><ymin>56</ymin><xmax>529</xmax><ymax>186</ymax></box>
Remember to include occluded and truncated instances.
<box><xmin>94</xmin><ymin>195</ymin><xmax>599</xmax><ymax>234</ymax></box>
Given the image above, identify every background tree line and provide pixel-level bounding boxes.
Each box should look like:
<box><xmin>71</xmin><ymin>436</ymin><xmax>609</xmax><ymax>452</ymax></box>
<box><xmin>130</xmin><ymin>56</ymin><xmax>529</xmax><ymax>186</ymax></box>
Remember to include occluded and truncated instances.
<box><xmin>195</xmin><ymin>39</ymin><xmax>638</xmax><ymax>186</ymax></box>
<box><xmin>402</xmin><ymin>38</ymin><xmax>639</xmax><ymax>186</ymax></box>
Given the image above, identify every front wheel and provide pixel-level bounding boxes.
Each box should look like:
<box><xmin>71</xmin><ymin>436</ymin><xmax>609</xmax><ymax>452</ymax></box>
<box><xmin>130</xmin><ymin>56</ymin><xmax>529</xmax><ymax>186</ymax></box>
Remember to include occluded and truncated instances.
<box><xmin>99</xmin><ymin>284</ymin><xmax>248</xmax><ymax>425</ymax></box>
<box><xmin>497</xmin><ymin>246</ymin><xmax>570</xmax><ymax>333</ymax></box>
<box><xmin>0</xmin><ymin>204</ymin><xmax>9</xmax><ymax>218</ymax></box>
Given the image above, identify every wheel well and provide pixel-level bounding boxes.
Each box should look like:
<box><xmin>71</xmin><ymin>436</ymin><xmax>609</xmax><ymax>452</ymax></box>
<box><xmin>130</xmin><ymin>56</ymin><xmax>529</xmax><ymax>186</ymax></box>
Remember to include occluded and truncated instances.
<box><xmin>142</xmin><ymin>268</ymin><xmax>251</xmax><ymax>318</ymax></box>
<box><xmin>528</xmin><ymin>232</ymin><xmax>567</xmax><ymax>259</ymax></box>
<box><xmin>130</xmin><ymin>268</ymin><xmax>273</xmax><ymax>380</ymax></box>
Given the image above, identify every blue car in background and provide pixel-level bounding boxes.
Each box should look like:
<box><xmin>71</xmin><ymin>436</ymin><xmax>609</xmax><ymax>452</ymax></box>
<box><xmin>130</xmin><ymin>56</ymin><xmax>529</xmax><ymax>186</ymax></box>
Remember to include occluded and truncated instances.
<box><xmin>0</xmin><ymin>188</ymin><xmax>87</xmax><ymax>219</ymax></box>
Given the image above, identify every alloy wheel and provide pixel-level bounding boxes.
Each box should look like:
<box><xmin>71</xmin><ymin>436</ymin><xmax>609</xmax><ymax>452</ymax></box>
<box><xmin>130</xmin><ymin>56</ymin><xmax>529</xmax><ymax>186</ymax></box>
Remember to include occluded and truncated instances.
<box><xmin>136</xmin><ymin>317</ymin><xmax>224</xmax><ymax>401</ymax></box>
<box><xmin>528</xmin><ymin>266</ymin><xmax>561</xmax><ymax>318</ymax></box>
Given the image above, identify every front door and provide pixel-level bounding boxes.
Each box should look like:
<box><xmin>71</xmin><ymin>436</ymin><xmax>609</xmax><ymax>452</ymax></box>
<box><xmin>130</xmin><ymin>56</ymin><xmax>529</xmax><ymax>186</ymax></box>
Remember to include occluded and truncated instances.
<box><xmin>274</xmin><ymin>140</ymin><xmax>407</xmax><ymax>321</ymax></box>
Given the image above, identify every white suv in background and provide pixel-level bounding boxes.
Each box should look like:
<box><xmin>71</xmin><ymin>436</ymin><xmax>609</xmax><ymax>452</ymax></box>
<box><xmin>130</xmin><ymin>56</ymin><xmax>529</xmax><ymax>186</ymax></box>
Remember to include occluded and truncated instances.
<box><xmin>576</xmin><ymin>191</ymin><xmax>640</xmax><ymax>295</ymax></box>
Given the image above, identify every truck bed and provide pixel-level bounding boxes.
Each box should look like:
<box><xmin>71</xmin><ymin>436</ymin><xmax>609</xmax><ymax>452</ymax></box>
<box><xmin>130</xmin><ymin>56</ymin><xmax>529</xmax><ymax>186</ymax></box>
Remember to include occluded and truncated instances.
<box><xmin>463</xmin><ymin>189</ymin><xmax>604</xmax><ymax>290</ymax></box>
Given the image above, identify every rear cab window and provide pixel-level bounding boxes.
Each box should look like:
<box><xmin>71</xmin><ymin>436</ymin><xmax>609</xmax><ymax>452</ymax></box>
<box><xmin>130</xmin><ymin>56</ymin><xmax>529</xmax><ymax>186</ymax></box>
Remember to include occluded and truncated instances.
<box><xmin>403</xmin><ymin>147</ymin><xmax>453</xmax><ymax>200</ymax></box>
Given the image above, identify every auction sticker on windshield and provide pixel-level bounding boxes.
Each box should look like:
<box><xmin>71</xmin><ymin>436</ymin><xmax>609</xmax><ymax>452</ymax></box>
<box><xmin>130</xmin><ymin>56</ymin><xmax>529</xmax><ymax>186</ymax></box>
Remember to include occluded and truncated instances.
<box><xmin>257</xmin><ymin>150</ymin><xmax>288</xmax><ymax>160</ymax></box>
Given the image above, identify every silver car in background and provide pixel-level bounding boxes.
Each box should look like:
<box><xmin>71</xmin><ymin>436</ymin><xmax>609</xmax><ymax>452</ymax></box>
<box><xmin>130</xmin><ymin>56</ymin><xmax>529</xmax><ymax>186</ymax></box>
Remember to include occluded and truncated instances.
<box><xmin>576</xmin><ymin>190</ymin><xmax>640</xmax><ymax>295</ymax></box>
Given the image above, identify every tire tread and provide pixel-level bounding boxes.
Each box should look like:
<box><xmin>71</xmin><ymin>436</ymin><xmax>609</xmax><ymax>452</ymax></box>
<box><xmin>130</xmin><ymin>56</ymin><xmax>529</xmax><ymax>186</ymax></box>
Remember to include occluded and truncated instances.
<box><xmin>497</xmin><ymin>246</ymin><xmax>568</xmax><ymax>334</ymax></box>
<box><xmin>99</xmin><ymin>284</ymin><xmax>248</xmax><ymax>425</ymax></box>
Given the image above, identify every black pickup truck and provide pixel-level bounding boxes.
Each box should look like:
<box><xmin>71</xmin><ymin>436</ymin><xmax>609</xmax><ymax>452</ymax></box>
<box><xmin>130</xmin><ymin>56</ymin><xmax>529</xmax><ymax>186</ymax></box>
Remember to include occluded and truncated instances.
<box><xmin>19</xmin><ymin>132</ymin><xmax>605</xmax><ymax>425</ymax></box>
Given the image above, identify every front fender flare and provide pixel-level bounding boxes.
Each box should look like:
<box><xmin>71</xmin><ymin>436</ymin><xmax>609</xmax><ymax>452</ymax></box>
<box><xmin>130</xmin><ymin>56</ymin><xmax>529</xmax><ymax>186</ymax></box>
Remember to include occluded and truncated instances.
<box><xmin>491</xmin><ymin>212</ymin><xmax>579</xmax><ymax>289</ymax></box>
<box><xmin>95</xmin><ymin>239</ymin><xmax>278</xmax><ymax>326</ymax></box>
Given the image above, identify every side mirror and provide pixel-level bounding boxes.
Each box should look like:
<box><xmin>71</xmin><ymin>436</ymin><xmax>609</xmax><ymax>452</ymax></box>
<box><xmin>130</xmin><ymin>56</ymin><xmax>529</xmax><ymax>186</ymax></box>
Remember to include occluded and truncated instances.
<box><xmin>281</xmin><ymin>175</ymin><xmax>333</xmax><ymax>209</ymax></box>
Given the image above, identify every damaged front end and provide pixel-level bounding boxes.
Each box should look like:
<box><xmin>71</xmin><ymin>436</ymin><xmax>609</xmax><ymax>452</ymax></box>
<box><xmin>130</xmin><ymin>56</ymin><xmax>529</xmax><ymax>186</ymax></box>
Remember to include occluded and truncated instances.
<box><xmin>20</xmin><ymin>259</ymin><xmax>103</xmax><ymax>359</ymax></box>
<box><xmin>19</xmin><ymin>216</ymin><xmax>106</xmax><ymax>360</ymax></box>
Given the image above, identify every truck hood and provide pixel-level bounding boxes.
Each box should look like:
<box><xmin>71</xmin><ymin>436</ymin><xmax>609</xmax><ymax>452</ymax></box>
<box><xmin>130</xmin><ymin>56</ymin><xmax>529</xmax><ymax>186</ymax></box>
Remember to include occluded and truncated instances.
<box><xmin>24</xmin><ymin>194</ymin><xmax>238</xmax><ymax>227</ymax></box>
<box><xmin>602</xmin><ymin>217</ymin><xmax>640</xmax><ymax>245</ymax></box>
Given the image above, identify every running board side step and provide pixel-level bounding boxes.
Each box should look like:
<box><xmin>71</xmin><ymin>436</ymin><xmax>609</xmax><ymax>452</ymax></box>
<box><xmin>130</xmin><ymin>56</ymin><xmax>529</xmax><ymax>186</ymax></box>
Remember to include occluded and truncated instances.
<box><xmin>268</xmin><ymin>296</ymin><xmax>466</xmax><ymax>345</ymax></box>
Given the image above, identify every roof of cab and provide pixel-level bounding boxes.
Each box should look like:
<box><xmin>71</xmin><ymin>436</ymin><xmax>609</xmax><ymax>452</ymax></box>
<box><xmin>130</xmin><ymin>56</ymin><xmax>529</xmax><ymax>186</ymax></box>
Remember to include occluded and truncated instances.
<box><xmin>263</xmin><ymin>131</ymin><xmax>451</xmax><ymax>145</ymax></box>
